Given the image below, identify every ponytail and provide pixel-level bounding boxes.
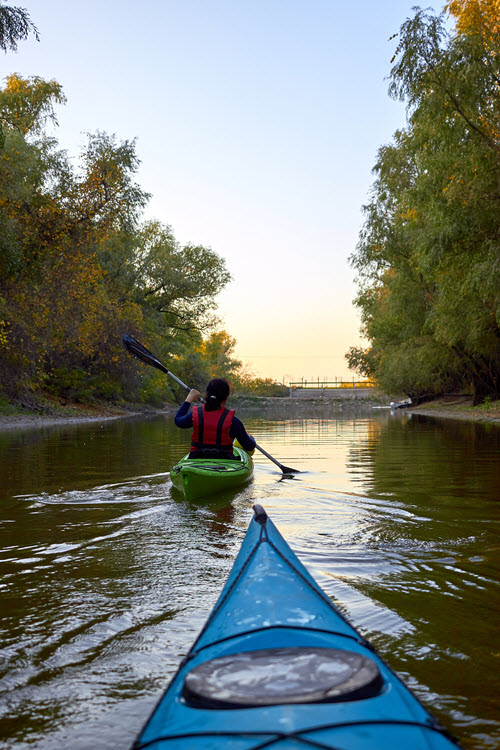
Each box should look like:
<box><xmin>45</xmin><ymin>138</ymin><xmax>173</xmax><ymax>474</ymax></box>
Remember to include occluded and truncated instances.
<box><xmin>204</xmin><ymin>378</ymin><xmax>230</xmax><ymax>411</ymax></box>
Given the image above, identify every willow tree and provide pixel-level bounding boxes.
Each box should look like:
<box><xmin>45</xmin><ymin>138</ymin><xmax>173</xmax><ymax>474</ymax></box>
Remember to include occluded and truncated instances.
<box><xmin>0</xmin><ymin>76</ymin><xmax>149</xmax><ymax>400</ymax></box>
<box><xmin>0</xmin><ymin>1</ymin><xmax>38</xmax><ymax>52</ymax></box>
<box><xmin>0</xmin><ymin>74</ymin><xmax>235</xmax><ymax>405</ymax></box>
<box><xmin>348</xmin><ymin>3</ymin><xmax>500</xmax><ymax>403</ymax></box>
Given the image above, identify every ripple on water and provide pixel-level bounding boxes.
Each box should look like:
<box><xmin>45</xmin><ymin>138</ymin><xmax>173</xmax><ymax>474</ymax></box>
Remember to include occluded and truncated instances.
<box><xmin>0</xmin><ymin>411</ymin><xmax>499</xmax><ymax>749</ymax></box>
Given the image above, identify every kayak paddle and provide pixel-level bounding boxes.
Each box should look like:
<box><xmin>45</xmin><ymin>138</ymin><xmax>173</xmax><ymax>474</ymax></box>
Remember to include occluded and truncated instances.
<box><xmin>123</xmin><ymin>334</ymin><xmax>299</xmax><ymax>474</ymax></box>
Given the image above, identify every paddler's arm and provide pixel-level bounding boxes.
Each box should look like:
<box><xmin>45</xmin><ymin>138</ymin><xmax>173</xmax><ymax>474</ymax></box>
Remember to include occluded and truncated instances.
<box><xmin>174</xmin><ymin>389</ymin><xmax>200</xmax><ymax>428</ymax></box>
<box><xmin>229</xmin><ymin>418</ymin><xmax>256</xmax><ymax>452</ymax></box>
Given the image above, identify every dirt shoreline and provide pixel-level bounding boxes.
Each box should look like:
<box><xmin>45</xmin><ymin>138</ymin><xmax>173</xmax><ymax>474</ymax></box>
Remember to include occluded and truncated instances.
<box><xmin>0</xmin><ymin>405</ymin><xmax>177</xmax><ymax>431</ymax></box>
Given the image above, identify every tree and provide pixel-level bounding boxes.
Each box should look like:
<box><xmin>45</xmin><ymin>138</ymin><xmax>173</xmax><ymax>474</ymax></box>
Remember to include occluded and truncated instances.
<box><xmin>348</xmin><ymin>4</ymin><xmax>500</xmax><ymax>403</ymax></box>
<box><xmin>131</xmin><ymin>219</ymin><xmax>231</xmax><ymax>335</ymax></box>
<box><xmin>76</xmin><ymin>132</ymin><xmax>150</xmax><ymax>234</ymax></box>
<box><xmin>196</xmin><ymin>330</ymin><xmax>242</xmax><ymax>379</ymax></box>
<box><xmin>0</xmin><ymin>76</ymin><xmax>151</xmax><ymax>400</ymax></box>
<box><xmin>0</xmin><ymin>74</ymin><xmax>64</xmax><ymax>134</ymax></box>
<box><xmin>0</xmin><ymin>75</ymin><xmax>66</xmax><ymax>277</ymax></box>
<box><xmin>446</xmin><ymin>0</ymin><xmax>500</xmax><ymax>40</ymax></box>
<box><xmin>0</xmin><ymin>74</ymin><xmax>236</xmax><ymax>407</ymax></box>
<box><xmin>0</xmin><ymin>1</ymin><xmax>38</xmax><ymax>53</ymax></box>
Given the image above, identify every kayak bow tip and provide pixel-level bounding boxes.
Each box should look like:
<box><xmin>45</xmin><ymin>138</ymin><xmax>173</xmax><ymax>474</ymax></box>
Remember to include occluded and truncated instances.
<box><xmin>252</xmin><ymin>503</ymin><xmax>268</xmax><ymax>524</ymax></box>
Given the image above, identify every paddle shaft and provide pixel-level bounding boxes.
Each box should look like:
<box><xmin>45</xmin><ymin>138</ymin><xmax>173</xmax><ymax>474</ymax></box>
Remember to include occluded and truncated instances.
<box><xmin>123</xmin><ymin>334</ymin><xmax>298</xmax><ymax>473</ymax></box>
<box><xmin>162</xmin><ymin>367</ymin><xmax>195</xmax><ymax>394</ymax></box>
<box><xmin>163</xmin><ymin>369</ymin><xmax>206</xmax><ymax>402</ymax></box>
<box><xmin>251</xmin><ymin>443</ymin><xmax>293</xmax><ymax>473</ymax></box>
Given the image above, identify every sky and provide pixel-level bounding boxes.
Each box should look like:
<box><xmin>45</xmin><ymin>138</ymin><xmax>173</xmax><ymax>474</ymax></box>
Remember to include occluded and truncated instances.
<box><xmin>6</xmin><ymin>0</ymin><xmax>443</xmax><ymax>383</ymax></box>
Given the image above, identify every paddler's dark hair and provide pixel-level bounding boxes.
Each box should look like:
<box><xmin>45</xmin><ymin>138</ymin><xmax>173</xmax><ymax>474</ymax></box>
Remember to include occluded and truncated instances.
<box><xmin>205</xmin><ymin>378</ymin><xmax>230</xmax><ymax>411</ymax></box>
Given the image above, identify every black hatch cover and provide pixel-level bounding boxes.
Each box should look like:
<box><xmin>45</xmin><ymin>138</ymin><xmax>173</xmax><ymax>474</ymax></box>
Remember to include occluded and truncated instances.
<box><xmin>182</xmin><ymin>646</ymin><xmax>383</xmax><ymax>709</ymax></box>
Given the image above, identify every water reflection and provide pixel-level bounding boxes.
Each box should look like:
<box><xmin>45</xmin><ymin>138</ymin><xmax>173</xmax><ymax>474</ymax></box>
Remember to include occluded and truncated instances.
<box><xmin>0</xmin><ymin>408</ymin><xmax>498</xmax><ymax>749</ymax></box>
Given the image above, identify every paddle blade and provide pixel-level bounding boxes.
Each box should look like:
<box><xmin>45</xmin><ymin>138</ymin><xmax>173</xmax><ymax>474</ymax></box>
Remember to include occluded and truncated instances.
<box><xmin>122</xmin><ymin>334</ymin><xmax>169</xmax><ymax>375</ymax></box>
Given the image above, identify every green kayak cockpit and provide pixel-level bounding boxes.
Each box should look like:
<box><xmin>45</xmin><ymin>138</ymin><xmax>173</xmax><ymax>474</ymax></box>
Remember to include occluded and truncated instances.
<box><xmin>170</xmin><ymin>445</ymin><xmax>254</xmax><ymax>501</ymax></box>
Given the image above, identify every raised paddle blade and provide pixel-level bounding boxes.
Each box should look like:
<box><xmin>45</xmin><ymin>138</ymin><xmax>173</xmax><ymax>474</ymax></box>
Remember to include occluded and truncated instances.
<box><xmin>123</xmin><ymin>334</ymin><xmax>170</xmax><ymax>375</ymax></box>
<box><xmin>123</xmin><ymin>334</ymin><xmax>193</xmax><ymax>392</ymax></box>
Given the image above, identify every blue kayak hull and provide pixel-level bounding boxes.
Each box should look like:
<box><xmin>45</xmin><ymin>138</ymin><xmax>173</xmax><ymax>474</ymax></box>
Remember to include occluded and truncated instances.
<box><xmin>133</xmin><ymin>505</ymin><xmax>460</xmax><ymax>749</ymax></box>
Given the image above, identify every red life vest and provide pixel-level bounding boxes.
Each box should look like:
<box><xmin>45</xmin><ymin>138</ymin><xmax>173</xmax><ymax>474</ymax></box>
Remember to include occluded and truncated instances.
<box><xmin>190</xmin><ymin>405</ymin><xmax>235</xmax><ymax>454</ymax></box>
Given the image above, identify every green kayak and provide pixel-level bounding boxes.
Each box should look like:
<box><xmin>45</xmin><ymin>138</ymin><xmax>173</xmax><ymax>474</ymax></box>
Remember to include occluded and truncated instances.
<box><xmin>170</xmin><ymin>446</ymin><xmax>253</xmax><ymax>501</ymax></box>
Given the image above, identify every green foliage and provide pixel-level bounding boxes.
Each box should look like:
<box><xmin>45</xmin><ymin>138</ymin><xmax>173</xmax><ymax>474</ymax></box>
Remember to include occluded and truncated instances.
<box><xmin>0</xmin><ymin>393</ymin><xmax>22</xmax><ymax>414</ymax></box>
<box><xmin>349</xmin><ymin>4</ymin><xmax>500</xmax><ymax>404</ymax></box>
<box><xmin>44</xmin><ymin>367</ymin><xmax>97</xmax><ymax>403</ymax></box>
<box><xmin>0</xmin><ymin>75</ymin><xmax>233</xmax><ymax>406</ymax></box>
<box><xmin>346</xmin><ymin>346</ymin><xmax>379</xmax><ymax>379</ymax></box>
<box><xmin>131</xmin><ymin>220</ymin><xmax>231</xmax><ymax>334</ymax></box>
<box><xmin>0</xmin><ymin>74</ymin><xmax>64</xmax><ymax>134</ymax></box>
<box><xmin>232</xmin><ymin>372</ymin><xmax>288</xmax><ymax>397</ymax></box>
<box><xmin>77</xmin><ymin>131</ymin><xmax>150</xmax><ymax>233</ymax></box>
<box><xmin>197</xmin><ymin>330</ymin><xmax>241</xmax><ymax>379</ymax></box>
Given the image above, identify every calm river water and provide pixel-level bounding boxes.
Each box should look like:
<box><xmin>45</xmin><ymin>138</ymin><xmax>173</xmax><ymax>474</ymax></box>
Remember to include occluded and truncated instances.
<box><xmin>0</xmin><ymin>403</ymin><xmax>498</xmax><ymax>749</ymax></box>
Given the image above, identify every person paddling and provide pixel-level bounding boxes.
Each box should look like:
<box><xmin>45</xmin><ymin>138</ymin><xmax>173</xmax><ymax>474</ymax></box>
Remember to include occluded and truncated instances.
<box><xmin>174</xmin><ymin>378</ymin><xmax>256</xmax><ymax>460</ymax></box>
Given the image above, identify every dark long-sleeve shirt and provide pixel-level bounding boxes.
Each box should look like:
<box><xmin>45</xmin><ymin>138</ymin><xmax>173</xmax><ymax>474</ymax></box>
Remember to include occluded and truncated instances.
<box><xmin>174</xmin><ymin>402</ymin><xmax>256</xmax><ymax>452</ymax></box>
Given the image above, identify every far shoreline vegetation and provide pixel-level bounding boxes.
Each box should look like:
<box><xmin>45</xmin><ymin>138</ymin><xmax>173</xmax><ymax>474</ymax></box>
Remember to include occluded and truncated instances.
<box><xmin>0</xmin><ymin>9</ymin><xmax>289</xmax><ymax>415</ymax></box>
<box><xmin>346</xmin><ymin>3</ymin><xmax>500</xmax><ymax>407</ymax></box>
<box><xmin>1</xmin><ymin>2</ymin><xmax>499</xmax><ymax>421</ymax></box>
<box><xmin>0</xmin><ymin>69</ymin><xmax>289</xmax><ymax>410</ymax></box>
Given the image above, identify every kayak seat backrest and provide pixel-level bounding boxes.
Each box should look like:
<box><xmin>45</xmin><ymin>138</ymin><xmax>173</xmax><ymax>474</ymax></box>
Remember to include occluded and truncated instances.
<box><xmin>182</xmin><ymin>646</ymin><xmax>383</xmax><ymax>710</ymax></box>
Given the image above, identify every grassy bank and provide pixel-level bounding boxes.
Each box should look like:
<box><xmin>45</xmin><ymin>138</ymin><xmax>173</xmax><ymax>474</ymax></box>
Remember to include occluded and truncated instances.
<box><xmin>0</xmin><ymin>393</ymin><xmax>176</xmax><ymax>431</ymax></box>
<box><xmin>410</xmin><ymin>397</ymin><xmax>500</xmax><ymax>423</ymax></box>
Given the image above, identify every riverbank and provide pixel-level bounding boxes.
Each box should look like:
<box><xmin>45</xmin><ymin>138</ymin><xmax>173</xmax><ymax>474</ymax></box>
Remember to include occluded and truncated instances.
<box><xmin>409</xmin><ymin>397</ymin><xmax>500</xmax><ymax>423</ymax></box>
<box><xmin>0</xmin><ymin>393</ymin><xmax>383</xmax><ymax>431</ymax></box>
<box><xmin>0</xmin><ymin>402</ymin><xmax>177</xmax><ymax>431</ymax></box>
<box><xmin>232</xmin><ymin>393</ymin><xmax>500</xmax><ymax>424</ymax></box>
<box><xmin>231</xmin><ymin>393</ymin><xmax>382</xmax><ymax>411</ymax></box>
<box><xmin>1</xmin><ymin>394</ymin><xmax>499</xmax><ymax>430</ymax></box>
